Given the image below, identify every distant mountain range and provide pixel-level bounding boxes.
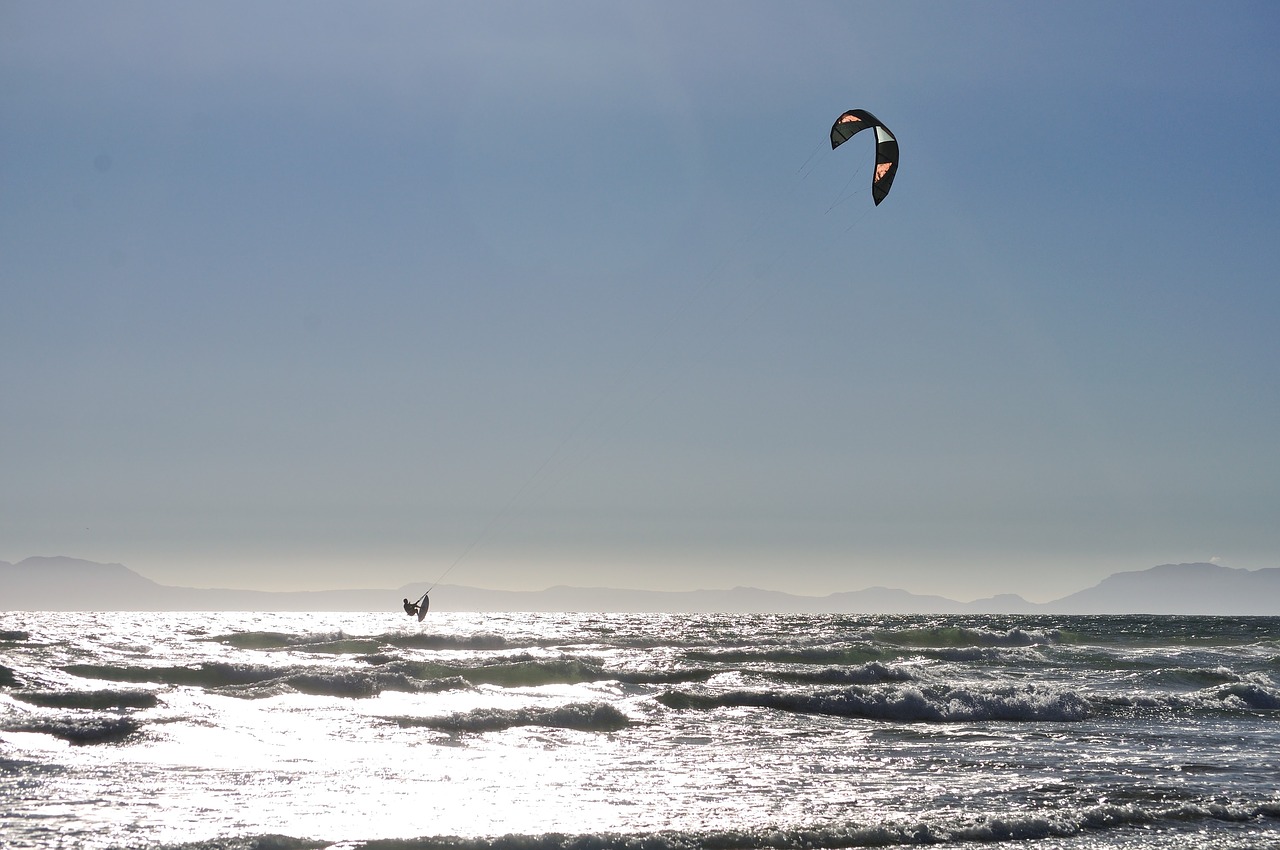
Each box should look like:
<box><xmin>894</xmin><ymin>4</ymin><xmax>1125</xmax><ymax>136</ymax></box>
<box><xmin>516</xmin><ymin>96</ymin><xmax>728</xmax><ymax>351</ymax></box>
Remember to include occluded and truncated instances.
<box><xmin>2</xmin><ymin>557</ymin><xmax>1278</xmax><ymax>615</ymax></box>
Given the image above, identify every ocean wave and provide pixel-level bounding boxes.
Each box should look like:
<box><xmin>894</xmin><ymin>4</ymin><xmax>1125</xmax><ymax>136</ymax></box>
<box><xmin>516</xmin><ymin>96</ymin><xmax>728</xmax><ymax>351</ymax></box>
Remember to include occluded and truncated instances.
<box><xmin>1090</xmin><ymin>677</ymin><xmax>1280</xmax><ymax>715</ymax></box>
<box><xmin>776</xmin><ymin>662</ymin><xmax>916</xmax><ymax>686</ymax></box>
<box><xmin>227</xmin><ymin>670</ymin><xmax>470</xmax><ymax>700</ymax></box>
<box><xmin>685</xmin><ymin>646</ymin><xmax>885</xmax><ymax>666</ymax></box>
<box><xmin>203</xmin><ymin>630</ymin><xmax>523</xmax><ymax>655</ymax></box>
<box><xmin>206</xmin><ymin>632</ymin><xmax>387</xmax><ymax>655</ymax></box>
<box><xmin>918</xmin><ymin>647</ymin><xmax>1008</xmax><ymax>662</ymax></box>
<box><xmin>61</xmin><ymin>661</ymin><xmax>483</xmax><ymax>700</ymax></box>
<box><xmin>13</xmin><ymin>689</ymin><xmax>159</xmax><ymax>710</ymax></box>
<box><xmin>281</xmin><ymin>671</ymin><xmax>425</xmax><ymax>699</ymax></box>
<box><xmin>391</xmin><ymin>701</ymin><xmax>629</xmax><ymax>734</ymax></box>
<box><xmin>204</xmin><ymin>631</ymin><xmax>322</xmax><ymax>649</ymax></box>
<box><xmin>288</xmin><ymin>639</ymin><xmax>387</xmax><ymax>655</ymax></box>
<box><xmin>1153</xmin><ymin>665</ymin><xmax>1241</xmax><ymax>689</ymax></box>
<box><xmin>384</xmin><ymin>633</ymin><xmax>513</xmax><ymax>651</ymax></box>
<box><xmin>1214</xmin><ymin>681</ymin><xmax>1280</xmax><ymax>711</ymax></box>
<box><xmin>873</xmin><ymin>626</ymin><xmax>1064</xmax><ymax>648</ymax></box>
<box><xmin>658</xmin><ymin>683</ymin><xmax>1092</xmax><ymax>723</ymax></box>
<box><xmin>65</xmin><ymin>662</ymin><xmax>285</xmax><ymax>688</ymax></box>
<box><xmin>1</xmin><ymin>664</ymin><xmax>19</xmax><ymax>687</ymax></box>
<box><xmin>5</xmin><ymin>714</ymin><xmax>141</xmax><ymax>745</ymax></box>
<box><xmin>62</xmin><ymin>662</ymin><xmax>414</xmax><ymax>699</ymax></box>
<box><xmin>144</xmin><ymin>836</ymin><xmax>326</xmax><ymax>850</ymax></box>
<box><xmin>138</xmin><ymin>798</ymin><xmax>1280</xmax><ymax>850</ymax></box>
<box><xmin>386</xmin><ymin>658</ymin><xmax>713</xmax><ymax>690</ymax></box>
<box><xmin>0</xmin><ymin>629</ymin><xmax>30</xmax><ymax>642</ymax></box>
<box><xmin>451</xmin><ymin>658</ymin><xmax>606</xmax><ymax>688</ymax></box>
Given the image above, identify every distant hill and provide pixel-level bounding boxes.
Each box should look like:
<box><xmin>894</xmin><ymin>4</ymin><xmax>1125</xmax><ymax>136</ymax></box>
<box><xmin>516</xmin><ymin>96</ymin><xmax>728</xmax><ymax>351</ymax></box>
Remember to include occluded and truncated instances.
<box><xmin>2</xmin><ymin>556</ymin><xmax>1277</xmax><ymax>614</ymax></box>
<box><xmin>1042</xmin><ymin>562</ymin><xmax>1280</xmax><ymax>615</ymax></box>
<box><xmin>0</xmin><ymin>556</ymin><xmax>395</xmax><ymax>612</ymax></box>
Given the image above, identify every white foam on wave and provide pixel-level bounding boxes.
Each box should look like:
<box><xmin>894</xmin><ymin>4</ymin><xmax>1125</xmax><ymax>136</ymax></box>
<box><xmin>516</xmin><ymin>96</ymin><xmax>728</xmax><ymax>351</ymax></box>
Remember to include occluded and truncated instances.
<box><xmin>297</xmin><ymin>796</ymin><xmax>1280</xmax><ymax>849</ymax></box>
<box><xmin>874</xmin><ymin>626</ymin><xmax>1065</xmax><ymax>649</ymax></box>
<box><xmin>659</xmin><ymin>683</ymin><xmax>1093</xmax><ymax>723</ymax></box>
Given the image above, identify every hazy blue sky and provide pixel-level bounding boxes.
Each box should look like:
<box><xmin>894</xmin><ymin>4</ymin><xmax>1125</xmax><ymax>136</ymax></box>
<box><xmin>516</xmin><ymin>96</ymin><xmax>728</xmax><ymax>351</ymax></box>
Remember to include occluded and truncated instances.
<box><xmin>4</xmin><ymin>1</ymin><xmax>1278</xmax><ymax>602</ymax></box>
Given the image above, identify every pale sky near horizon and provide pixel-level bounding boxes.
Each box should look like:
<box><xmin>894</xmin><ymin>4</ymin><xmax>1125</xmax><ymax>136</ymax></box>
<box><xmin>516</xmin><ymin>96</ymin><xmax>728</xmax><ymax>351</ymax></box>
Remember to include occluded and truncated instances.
<box><xmin>3</xmin><ymin>1</ymin><xmax>1279</xmax><ymax>603</ymax></box>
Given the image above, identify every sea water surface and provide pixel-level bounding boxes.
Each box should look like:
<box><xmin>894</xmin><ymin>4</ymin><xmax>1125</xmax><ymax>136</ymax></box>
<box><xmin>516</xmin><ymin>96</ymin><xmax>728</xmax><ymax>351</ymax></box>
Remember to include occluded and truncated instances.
<box><xmin>1</xmin><ymin>612</ymin><xmax>1277</xmax><ymax>849</ymax></box>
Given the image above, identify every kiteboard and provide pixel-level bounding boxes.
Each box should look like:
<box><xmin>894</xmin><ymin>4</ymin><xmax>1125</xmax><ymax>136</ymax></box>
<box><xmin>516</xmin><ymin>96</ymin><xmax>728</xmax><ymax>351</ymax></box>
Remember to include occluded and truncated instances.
<box><xmin>416</xmin><ymin>591</ymin><xmax>430</xmax><ymax>622</ymax></box>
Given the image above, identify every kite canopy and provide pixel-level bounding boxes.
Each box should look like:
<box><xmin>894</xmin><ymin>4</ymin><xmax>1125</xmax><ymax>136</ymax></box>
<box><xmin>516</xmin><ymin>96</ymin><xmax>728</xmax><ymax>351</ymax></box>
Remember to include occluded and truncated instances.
<box><xmin>830</xmin><ymin>109</ymin><xmax>898</xmax><ymax>206</ymax></box>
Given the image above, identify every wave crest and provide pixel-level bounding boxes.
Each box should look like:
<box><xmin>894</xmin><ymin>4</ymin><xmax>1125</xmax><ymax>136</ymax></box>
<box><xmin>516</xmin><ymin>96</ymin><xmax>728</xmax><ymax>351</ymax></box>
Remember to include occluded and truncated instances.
<box><xmin>686</xmin><ymin>646</ymin><xmax>885</xmax><ymax>666</ymax></box>
<box><xmin>393</xmin><ymin>701</ymin><xmax>629</xmax><ymax>734</ymax></box>
<box><xmin>778</xmin><ymin>662</ymin><xmax>915</xmax><ymax>686</ymax></box>
<box><xmin>64</xmin><ymin>662</ymin><xmax>284</xmax><ymax>688</ymax></box>
<box><xmin>4</xmin><ymin>715</ymin><xmax>141</xmax><ymax>745</ymax></box>
<box><xmin>875</xmin><ymin>626</ymin><xmax>1064</xmax><ymax>648</ymax></box>
<box><xmin>13</xmin><ymin>689</ymin><xmax>158</xmax><ymax>710</ymax></box>
<box><xmin>181</xmin><ymin>799</ymin><xmax>1280</xmax><ymax>849</ymax></box>
<box><xmin>659</xmin><ymin>683</ymin><xmax>1091</xmax><ymax>723</ymax></box>
<box><xmin>1214</xmin><ymin>681</ymin><xmax>1280</xmax><ymax>710</ymax></box>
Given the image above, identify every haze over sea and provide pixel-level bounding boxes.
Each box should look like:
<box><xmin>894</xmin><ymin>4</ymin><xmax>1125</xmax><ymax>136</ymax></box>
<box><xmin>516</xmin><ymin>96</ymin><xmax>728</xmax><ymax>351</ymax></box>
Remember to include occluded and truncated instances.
<box><xmin>2</xmin><ymin>610</ymin><xmax>1278</xmax><ymax>849</ymax></box>
<box><xmin>6</xmin><ymin>557</ymin><xmax>1280</xmax><ymax>616</ymax></box>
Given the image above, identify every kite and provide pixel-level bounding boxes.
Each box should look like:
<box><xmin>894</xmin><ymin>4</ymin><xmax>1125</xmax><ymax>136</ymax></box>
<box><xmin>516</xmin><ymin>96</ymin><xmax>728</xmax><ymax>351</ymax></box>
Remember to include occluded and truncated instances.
<box><xmin>830</xmin><ymin>109</ymin><xmax>898</xmax><ymax>205</ymax></box>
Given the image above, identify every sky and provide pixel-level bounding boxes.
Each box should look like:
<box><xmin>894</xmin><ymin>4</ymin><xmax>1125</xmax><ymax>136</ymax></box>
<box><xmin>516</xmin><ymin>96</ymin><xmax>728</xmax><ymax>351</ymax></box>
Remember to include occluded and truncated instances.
<box><xmin>3</xmin><ymin>1</ymin><xmax>1279</xmax><ymax>603</ymax></box>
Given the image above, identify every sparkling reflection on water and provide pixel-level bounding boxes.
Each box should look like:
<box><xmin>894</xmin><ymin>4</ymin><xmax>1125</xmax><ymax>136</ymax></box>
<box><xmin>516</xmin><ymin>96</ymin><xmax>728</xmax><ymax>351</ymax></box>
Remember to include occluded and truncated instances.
<box><xmin>0</xmin><ymin>611</ymin><xmax>1277</xmax><ymax>849</ymax></box>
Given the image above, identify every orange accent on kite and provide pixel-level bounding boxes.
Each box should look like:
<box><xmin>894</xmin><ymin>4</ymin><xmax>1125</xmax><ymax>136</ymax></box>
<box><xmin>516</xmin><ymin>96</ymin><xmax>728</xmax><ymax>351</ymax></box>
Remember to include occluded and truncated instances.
<box><xmin>838</xmin><ymin>114</ymin><xmax>863</xmax><ymax>124</ymax></box>
<box><xmin>875</xmin><ymin>162</ymin><xmax>893</xmax><ymax>181</ymax></box>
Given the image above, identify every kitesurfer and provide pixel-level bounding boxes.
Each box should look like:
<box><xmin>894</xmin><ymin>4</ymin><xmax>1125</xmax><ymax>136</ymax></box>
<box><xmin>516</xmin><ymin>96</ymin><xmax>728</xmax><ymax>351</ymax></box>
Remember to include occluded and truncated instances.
<box><xmin>402</xmin><ymin>597</ymin><xmax>420</xmax><ymax>617</ymax></box>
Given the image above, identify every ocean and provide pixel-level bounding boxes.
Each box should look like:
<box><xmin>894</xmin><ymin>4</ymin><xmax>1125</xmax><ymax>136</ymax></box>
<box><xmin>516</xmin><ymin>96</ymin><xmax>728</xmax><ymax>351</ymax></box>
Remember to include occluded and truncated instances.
<box><xmin>1</xmin><ymin>612</ymin><xmax>1277</xmax><ymax>849</ymax></box>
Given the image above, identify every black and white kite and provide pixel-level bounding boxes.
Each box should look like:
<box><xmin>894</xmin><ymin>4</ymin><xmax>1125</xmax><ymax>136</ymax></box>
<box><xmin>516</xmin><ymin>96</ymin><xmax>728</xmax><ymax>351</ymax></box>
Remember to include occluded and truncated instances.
<box><xmin>830</xmin><ymin>109</ymin><xmax>899</xmax><ymax>205</ymax></box>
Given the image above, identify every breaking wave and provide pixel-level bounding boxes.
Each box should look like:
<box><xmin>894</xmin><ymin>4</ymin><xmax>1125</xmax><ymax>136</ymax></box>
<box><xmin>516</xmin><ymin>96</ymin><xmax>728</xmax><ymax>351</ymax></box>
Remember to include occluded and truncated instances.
<box><xmin>685</xmin><ymin>645</ymin><xmax>885</xmax><ymax>666</ymax></box>
<box><xmin>661</xmin><ymin>676</ymin><xmax>1280</xmax><ymax>723</ymax></box>
<box><xmin>60</xmin><ymin>661</ymin><xmax>466</xmax><ymax>699</ymax></box>
<box><xmin>872</xmin><ymin>626</ymin><xmax>1065</xmax><ymax>648</ymax></box>
<box><xmin>1091</xmin><ymin>677</ymin><xmax>1280</xmax><ymax>715</ymax></box>
<box><xmin>392</xmin><ymin>658</ymin><xmax>713</xmax><ymax>689</ymax></box>
<box><xmin>52</xmin><ymin>650</ymin><xmax>1280</xmax><ymax>718</ymax></box>
<box><xmin>1211</xmin><ymin>681</ymin><xmax>1280</xmax><ymax>711</ymax></box>
<box><xmin>776</xmin><ymin>661</ymin><xmax>916</xmax><ymax>686</ymax></box>
<box><xmin>139</xmin><ymin>798</ymin><xmax>1280</xmax><ymax>850</ymax></box>
<box><xmin>57</xmin><ymin>657</ymin><xmax>702</xmax><ymax>700</ymax></box>
<box><xmin>658</xmin><ymin>684</ymin><xmax>1093</xmax><ymax>722</ymax></box>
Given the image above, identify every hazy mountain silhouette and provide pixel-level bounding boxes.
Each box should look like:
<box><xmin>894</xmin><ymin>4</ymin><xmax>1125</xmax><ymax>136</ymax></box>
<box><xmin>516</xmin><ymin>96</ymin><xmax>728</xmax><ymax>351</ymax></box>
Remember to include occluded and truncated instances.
<box><xmin>2</xmin><ymin>556</ymin><xmax>1277</xmax><ymax>614</ymax></box>
<box><xmin>1040</xmin><ymin>562</ymin><xmax>1280</xmax><ymax>615</ymax></box>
